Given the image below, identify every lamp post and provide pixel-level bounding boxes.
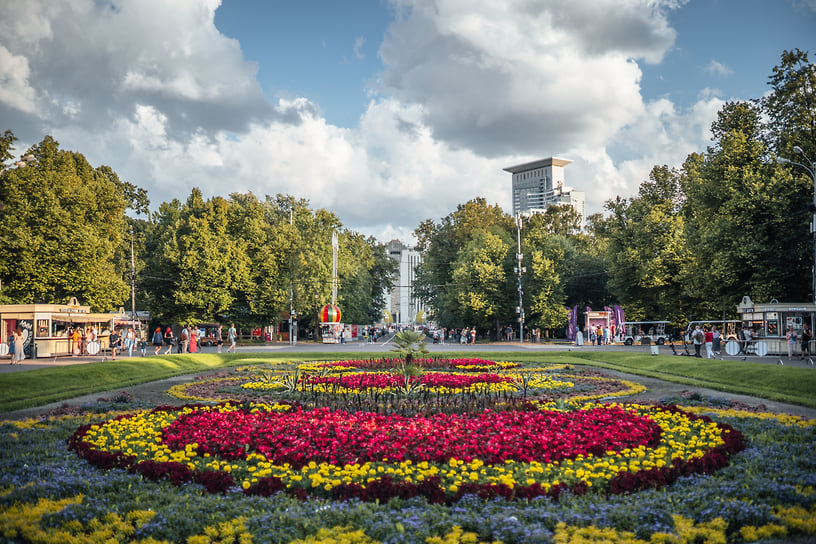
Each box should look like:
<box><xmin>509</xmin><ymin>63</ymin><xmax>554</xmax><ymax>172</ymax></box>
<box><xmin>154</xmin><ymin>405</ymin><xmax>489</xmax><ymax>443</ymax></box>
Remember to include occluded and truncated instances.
<box><xmin>129</xmin><ymin>225</ymin><xmax>136</xmax><ymax>323</ymax></box>
<box><xmin>778</xmin><ymin>146</ymin><xmax>816</xmax><ymax>303</ymax></box>
<box><xmin>514</xmin><ymin>212</ymin><xmax>525</xmax><ymax>342</ymax></box>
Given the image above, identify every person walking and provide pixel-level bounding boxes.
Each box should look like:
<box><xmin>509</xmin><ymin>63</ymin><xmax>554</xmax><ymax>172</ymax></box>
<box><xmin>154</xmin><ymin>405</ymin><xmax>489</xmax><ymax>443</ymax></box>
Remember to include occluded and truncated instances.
<box><xmin>575</xmin><ymin>327</ymin><xmax>584</xmax><ymax>346</ymax></box>
<box><xmin>12</xmin><ymin>327</ymin><xmax>25</xmax><ymax>365</ymax></box>
<box><xmin>786</xmin><ymin>325</ymin><xmax>797</xmax><ymax>361</ymax></box>
<box><xmin>179</xmin><ymin>326</ymin><xmax>189</xmax><ymax>354</ymax></box>
<box><xmin>152</xmin><ymin>327</ymin><xmax>164</xmax><ymax>355</ymax></box>
<box><xmin>163</xmin><ymin>327</ymin><xmax>174</xmax><ymax>355</ymax></box>
<box><xmin>801</xmin><ymin>325</ymin><xmax>812</xmax><ymax>359</ymax></box>
<box><xmin>125</xmin><ymin>327</ymin><xmax>136</xmax><ymax>358</ymax></box>
<box><xmin>692</xmin><ymin>325</ymin><xmax>704</xmax><ymax>357</ymax></box>
<box><xmin>109</xmin><ymin>328</ymin><xmax>121</xmax><ymax>360</ymax></box>
<box><xmin>227</xmin><ymin>323</ymin><xmax>237</xmax><ymax>353</ymax></box>
<box><xmin>711</xmin><ymin>326</ymin><xmax>721</xmax><ymax>357</ymax></box>
<box><xmin>189</xmin><ymin>325</ymin><xmax>198</xmax><ymax>353</ymax></box>
<box><xmin>704</xmin><ymin>327</ymin><xmax>714</xmax><ymax>359</ymax></box>
<box><xmin>215</xmin><ymin>324</ymin><xmax>223</xmax><ymax>353</ymax></box>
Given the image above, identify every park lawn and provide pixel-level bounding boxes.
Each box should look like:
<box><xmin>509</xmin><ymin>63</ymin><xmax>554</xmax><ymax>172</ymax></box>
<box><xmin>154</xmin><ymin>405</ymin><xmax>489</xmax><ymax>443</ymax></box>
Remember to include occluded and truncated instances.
<box><xmin>1</xmin><ymin>350</ymin><xmax>815</xmax><ymax>413</ymax></box>
<box><xmin>565</xmin><ymin>350</ymin><xmax>816</xmax><ymax>408</ymax></box>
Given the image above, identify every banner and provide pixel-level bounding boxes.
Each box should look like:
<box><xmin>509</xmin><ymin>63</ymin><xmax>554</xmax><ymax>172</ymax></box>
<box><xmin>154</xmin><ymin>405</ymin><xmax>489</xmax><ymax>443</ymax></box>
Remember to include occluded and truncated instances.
<box><xmin>566</xmin><ymin>305</ymin><xmax>578</xmax><ymax>341</ymax></box>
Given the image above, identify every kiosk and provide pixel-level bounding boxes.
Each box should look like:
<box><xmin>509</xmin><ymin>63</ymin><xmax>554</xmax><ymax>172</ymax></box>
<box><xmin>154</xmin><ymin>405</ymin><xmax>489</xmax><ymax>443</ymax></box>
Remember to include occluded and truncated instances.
<box><xmin>319</xmin><ymin>304</ymin><xmax>343</xmax><ymax>344</ymax></box>
<box><xmin>0</xmin><ymin>298</ymin><xmax>147</xmax><ymax>358</ymax></box>
<box><xmin>736</xmin><ymin>296</ymin><xmax>816</xmax><ymax>355</ymax></box>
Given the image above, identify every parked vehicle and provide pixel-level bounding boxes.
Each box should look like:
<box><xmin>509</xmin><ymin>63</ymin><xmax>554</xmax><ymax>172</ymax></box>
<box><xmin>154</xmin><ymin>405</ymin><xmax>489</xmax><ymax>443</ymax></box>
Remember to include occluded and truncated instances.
<box><xmin>620</xmin><ymin>321</ymin><xmax>672</xmax><ymax>345</ymax></box>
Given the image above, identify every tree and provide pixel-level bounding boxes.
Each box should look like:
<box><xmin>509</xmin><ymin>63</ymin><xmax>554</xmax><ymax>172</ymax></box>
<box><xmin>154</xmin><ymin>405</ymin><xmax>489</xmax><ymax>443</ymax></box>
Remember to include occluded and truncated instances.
<box><xmin>0</xmin><ymin>133</ymin><xmax>147</xmax><ymax>310</ymax></box>
<box><xmin>763</xmin><ymin>48</ymin><xmax>816</xmax><ymax>161</ymax></box>
<box><xmin>593</xmin><ymin>165</ymin><xmax>687</xmax><ymax>322</ymax></box>
<box><xmin>389</xmin><ymin>329</ymin><xmax>429</xmax><ymax>364</ymax></box>
<box><xmin>680</xmin><ymin>101</ymin><xmax>810</xmax><ymax>311</ymax></box>
<box><xmin>337</xmin><ymin>234</ymin><xmax>396</xmax><ymax>325</ymax></box>
<box><xmin>450</xmin><ymin>228</ymin><xmax>511</xmax><ymax>333</ymax></box>
<box><xmin>413</xmin><ymin>198</ymin><xmax>513</xmax><ymax>331</ymax></box>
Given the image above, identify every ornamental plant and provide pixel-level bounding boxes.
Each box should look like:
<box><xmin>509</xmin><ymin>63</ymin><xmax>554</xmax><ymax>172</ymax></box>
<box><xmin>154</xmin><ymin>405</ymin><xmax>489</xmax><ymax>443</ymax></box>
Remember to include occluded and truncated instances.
<box><xmin>389</xmin><ymin>330</ymin><xmax>430</xmax><ymax>364</ymax></box>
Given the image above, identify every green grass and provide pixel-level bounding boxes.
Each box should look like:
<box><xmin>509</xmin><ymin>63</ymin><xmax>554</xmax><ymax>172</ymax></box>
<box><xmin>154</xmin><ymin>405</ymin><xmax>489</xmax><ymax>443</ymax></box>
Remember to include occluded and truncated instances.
<box><xmin>1</xmin><ymin>350</ymin><xmax>814</xmax><ymax>413</ymax></box>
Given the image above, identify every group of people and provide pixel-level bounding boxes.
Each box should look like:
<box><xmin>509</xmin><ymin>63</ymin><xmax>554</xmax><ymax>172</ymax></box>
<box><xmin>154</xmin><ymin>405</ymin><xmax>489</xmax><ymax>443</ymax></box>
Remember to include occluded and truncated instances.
<box><xmin>574</xmin><ymin>326</ymin><xmax>612</xmax><ymax>346</ymax></box>
<box><xmin>503</xmin><ymin>325</ymin><xmax>542</xmax><ymax>343</ymax></box>
<box><xmin>68</xmin><ymin>326</ymin><xmax>100</xmax><ymax>356</ymax></box>
<box><xmin>689</xmin><ymin>325</ymin><xmax>723</xmax><ymax>358</ymax></box>
<box><xmin>172</xmin><ymin>323</ymin><xmax>237</xmax><ymax>354</ymax></box>
<box><xmin>106</xmin><ymin>323</ymin><xmax>238</xmax><ymax>360</ymax></box>
<box><xmin>785</xmin><ymin>324</ymin><xmax>812</xmax><ymax>360</ymax></box>
<box><xmin>107</xmin><ymin>326</ymin><xmax>142</xmax><ymax>360</ymax></box>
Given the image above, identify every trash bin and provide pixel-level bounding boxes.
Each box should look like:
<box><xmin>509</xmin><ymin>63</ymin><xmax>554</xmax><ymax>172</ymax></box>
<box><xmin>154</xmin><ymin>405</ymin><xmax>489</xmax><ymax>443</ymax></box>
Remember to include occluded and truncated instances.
<box><xmin>30</xmin><ymin>341</ymin><xmax>37</xmax><ymax>359</ymax></box>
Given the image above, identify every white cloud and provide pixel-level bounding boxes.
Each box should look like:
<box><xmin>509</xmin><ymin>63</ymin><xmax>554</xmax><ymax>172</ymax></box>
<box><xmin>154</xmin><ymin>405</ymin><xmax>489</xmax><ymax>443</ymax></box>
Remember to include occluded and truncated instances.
<box><xmin>0</xmin><ymin>46</ymin><xmax>37</xmax><ymax>114</ymax></box>
<box><xmin>353</xmin><ymin>36</ymin><xmax>366</xmax><ymax>59</ymax></box>
<box><xmin>0</xmin><ymin>0</ymin><xmax>724</xmax><ymax>243</ymax></box>
<box><xmin>705</xmin><ymin>59</ymin><xmax>733</xmax><ymax>77</ymax></box>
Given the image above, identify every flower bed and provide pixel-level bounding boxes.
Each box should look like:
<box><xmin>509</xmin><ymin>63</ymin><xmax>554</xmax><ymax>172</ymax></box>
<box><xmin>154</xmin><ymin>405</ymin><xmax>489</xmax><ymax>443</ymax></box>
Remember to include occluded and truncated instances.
<box><xmin>4</xmin><ymin>356</ymin><xmax>815</xmax><ymax>544</ymax></box>
<box><xmin>297</xmin><ymin>358</ymin><xmax>521</xmax><ymax>373</ymax></box>
<box><xmin>68</xmin><ymin>401</ymin><xmax>744</xmax><ymax>503</ymax></box>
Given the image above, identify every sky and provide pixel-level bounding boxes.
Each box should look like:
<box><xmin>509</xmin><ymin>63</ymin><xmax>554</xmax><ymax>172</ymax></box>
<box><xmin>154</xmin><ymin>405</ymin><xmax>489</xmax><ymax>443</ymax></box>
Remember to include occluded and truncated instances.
<box><xmin>1</xmin><ymin>0</ymin><xmax>815</xmax><ymax>245</ymax></box>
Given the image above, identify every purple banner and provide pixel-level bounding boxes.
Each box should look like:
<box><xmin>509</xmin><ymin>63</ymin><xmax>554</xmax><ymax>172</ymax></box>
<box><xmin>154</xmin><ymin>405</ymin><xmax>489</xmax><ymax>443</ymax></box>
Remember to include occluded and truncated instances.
<box><xmin>566</xmin><ymin>305</ymin><xmax>578</xmax><ymax>341</ymax></box>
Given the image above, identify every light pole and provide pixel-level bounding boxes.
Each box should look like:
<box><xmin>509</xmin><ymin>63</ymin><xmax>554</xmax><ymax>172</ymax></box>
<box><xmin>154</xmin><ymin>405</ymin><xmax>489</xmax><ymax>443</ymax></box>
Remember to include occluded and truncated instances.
<box><xmin>778</xmin><ymin>146</ymin><xmax>816</xmax><ymax>303</ymax></box>
<box><xmin>514</xmin><ymin>212</ymin><xmax>525</xmax><ymax>342</ymax></box>
<box><xmin>129</xmin><ymin>225</ymin><xmax>136</xmax><ymax>323</ymax></box>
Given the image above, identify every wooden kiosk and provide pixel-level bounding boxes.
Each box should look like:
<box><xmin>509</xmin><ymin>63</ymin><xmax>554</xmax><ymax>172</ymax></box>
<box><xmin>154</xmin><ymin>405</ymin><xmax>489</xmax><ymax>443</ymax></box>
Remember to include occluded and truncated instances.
<box><xmin>0</xmin><ymin>297</ymin><xmax>141</xmax><ymax>359</ymax></box>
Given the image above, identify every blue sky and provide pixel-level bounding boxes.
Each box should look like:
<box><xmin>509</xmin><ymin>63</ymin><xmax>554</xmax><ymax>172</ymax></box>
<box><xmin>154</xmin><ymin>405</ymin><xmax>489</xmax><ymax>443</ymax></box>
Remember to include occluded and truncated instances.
<box><xmin>1</xmin><ymin>0</ymin><xmax>815</xmax><ymax>242</ymax></box>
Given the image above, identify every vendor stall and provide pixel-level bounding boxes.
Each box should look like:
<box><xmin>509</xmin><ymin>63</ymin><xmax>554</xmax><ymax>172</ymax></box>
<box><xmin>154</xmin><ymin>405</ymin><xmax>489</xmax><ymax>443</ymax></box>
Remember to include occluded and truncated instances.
<box><xmin>0</xmin><ymin>298</ymin><xmax>148</xmax><ymax>358</ymax></box>
<box><xmin>319</xmin><ymin>304</ymin><xmax>343</xmax><ymax>344</ymax></box>
<box><xmin>736</xmin><ymin>296</ymin><xmax>816</xmax><ymax>355</ymax></box>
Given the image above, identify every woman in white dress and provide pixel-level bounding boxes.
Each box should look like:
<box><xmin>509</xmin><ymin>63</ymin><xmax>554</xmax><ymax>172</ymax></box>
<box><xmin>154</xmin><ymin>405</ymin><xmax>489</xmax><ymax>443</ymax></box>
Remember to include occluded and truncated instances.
<box><xmin>13</xmin><ymin>327</ymin><xmax>25</xmax><ymax>364</ymax></box>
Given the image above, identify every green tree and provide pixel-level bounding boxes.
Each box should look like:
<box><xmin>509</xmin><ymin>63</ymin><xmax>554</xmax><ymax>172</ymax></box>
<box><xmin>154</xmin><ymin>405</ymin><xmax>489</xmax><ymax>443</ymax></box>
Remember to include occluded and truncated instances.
<box><xmin>450</xmin><ymin>228</ymin><xmax>511</xmax><ymax>332</ymax></box>
<box><xmin>593</xmin><ymin>165</ymin><xmax>687</xmax><ymax>322</ymax></box>
<box><xmin>0</xmin><ymin>133</ymin><xmax>147</xmax><ymax>310</ymax></box>
<box><xmin>680</xmin><ymin>101</ymin><xmax>809</xmax><ymax>312</ymax></box>
<box><xmin>337</xmin><ymin>234</ymin><xmax>396</xmax><ymax>324</ymax></box>
<box><xmin>413</xmin><ymin>198</ymin><xmax>513</xmax><ymax>332</ymax></box>
<box><xmin>763</xmin><ymin>48</ymin><xmax>816</xmax><ymax>161</ymax></box>
<box><xmin>141</xmin><ymin>190</ymin><xmax>256</xmax><ymax>325</ymax></box>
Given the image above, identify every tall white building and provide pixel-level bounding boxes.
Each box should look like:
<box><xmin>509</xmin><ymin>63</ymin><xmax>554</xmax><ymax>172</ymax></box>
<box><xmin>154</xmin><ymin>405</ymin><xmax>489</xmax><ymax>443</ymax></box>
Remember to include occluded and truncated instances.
<box><xmin>385</xmin><ymin>240</ymin><xmax>425</xmax><ymax>325</ymax></box>
<box><xmin>503</xmin><ymin>157</ymin><xmax>585</xmax><ymax>224</ymax></box>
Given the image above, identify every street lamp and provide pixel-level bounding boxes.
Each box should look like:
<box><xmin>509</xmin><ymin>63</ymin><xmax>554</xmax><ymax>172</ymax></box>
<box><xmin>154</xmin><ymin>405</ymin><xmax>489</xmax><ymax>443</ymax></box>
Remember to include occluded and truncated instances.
<box><xmin>514</xmin><ymin>212</ymin><xmax>525</xmax><ymax>342</ymax></box>
<box><xmin>778</xmin><ymin>146</ymin><xmax>816</xmax><ymax>303</ymax></box>
<box><xmin>129</xmin><ymin>225</ymin><xmax>136</xmax><ymax>323</ymax></box>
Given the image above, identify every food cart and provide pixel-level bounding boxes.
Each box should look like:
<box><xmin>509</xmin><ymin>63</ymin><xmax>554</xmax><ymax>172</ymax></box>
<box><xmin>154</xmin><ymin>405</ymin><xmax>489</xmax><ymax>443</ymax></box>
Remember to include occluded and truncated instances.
<box><xmin>0</xmin><ymin>298</ymin><xmax>147</xmax><ymax>358</ymax></box>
